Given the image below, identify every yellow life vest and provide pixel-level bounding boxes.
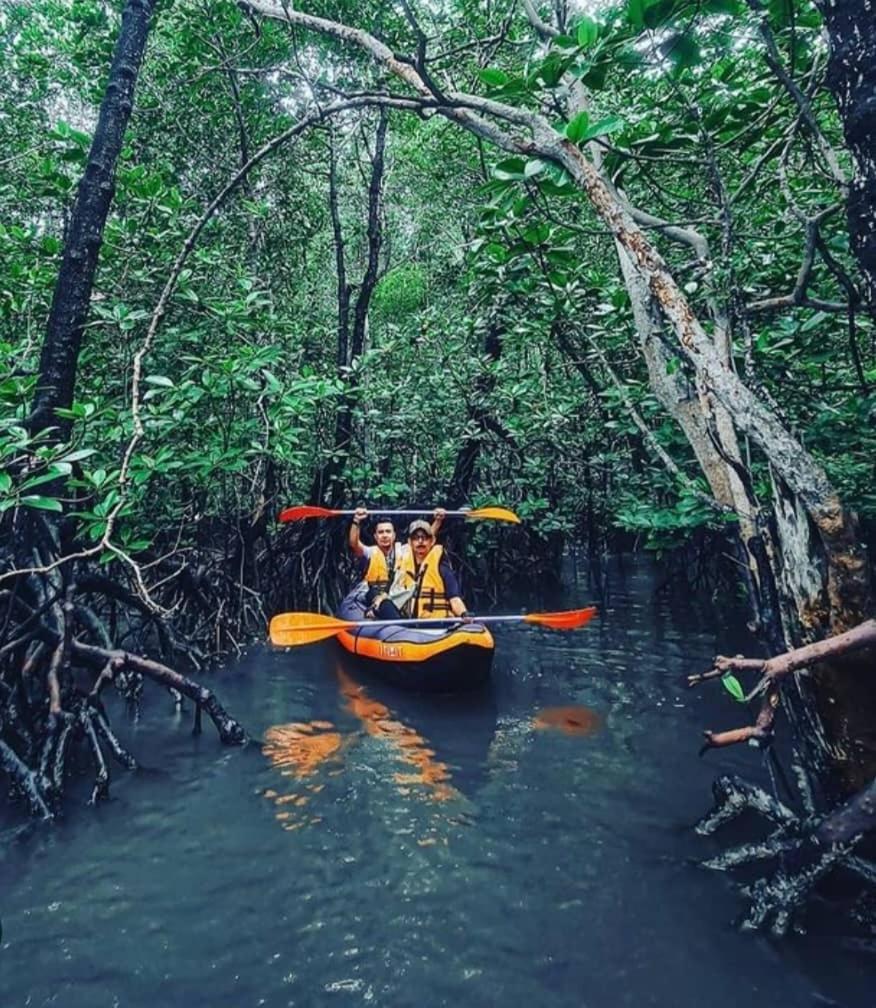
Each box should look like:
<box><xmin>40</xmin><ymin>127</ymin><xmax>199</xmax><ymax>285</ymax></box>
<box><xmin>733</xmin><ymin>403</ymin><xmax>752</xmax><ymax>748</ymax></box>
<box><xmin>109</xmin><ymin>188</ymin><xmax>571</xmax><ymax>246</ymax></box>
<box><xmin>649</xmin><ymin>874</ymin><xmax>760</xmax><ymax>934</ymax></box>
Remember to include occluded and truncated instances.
<box><xmin>397</xmin><ymin>544</ymin><xmax>453</xmax><ymax>619</ymax></box>
<box><xmin>363</xmin><ymin>544</ymin><xmax>401</xmax><ymax>588</ymax></box>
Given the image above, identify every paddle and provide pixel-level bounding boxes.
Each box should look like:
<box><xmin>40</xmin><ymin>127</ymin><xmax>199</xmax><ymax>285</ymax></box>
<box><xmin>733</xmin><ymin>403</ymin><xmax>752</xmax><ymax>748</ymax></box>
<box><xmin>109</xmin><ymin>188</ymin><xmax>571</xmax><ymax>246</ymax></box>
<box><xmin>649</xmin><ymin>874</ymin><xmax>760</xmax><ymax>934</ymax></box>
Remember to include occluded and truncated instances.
<box><xmin>269</xmin><ymin>607</ymin><xmax>597</xmax><ymax>648</ymax></box>
<box><xmin>277</xmin><ymin>504</ymin><xmax>520</xmax><ymax>524</ymax></box>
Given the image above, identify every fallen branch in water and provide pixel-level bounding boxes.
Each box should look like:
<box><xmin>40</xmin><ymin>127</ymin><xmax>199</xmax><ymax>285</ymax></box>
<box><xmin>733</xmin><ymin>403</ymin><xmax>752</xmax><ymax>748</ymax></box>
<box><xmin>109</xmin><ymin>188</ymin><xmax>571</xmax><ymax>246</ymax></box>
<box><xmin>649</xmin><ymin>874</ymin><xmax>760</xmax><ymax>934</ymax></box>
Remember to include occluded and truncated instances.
<box><xmin>687</xmin><ymin>621</ymin><xmax>876</xmax><ymax>934</ymax></box>
<box><xmin>697</xmin><ymin>774</ymin><xmax>876</xmax><ymax>936</ymax></box>
<box><xmin>687</xmin><ymin>618</ymin><xmax>876</xmax><ymax>752</ymax></box>
<box><xmin>72</xmin><ymin>641</ymin><xmax>246</xmax><ymax>745</ymax></box>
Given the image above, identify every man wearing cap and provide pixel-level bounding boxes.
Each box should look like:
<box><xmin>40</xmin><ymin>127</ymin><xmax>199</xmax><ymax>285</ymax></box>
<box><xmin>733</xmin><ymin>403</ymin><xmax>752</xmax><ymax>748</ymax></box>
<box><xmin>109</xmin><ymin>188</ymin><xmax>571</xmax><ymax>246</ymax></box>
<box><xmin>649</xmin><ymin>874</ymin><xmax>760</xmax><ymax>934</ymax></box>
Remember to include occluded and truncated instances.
<box><xmin>391</xmin><ymin>519</ymin><xmax>471</xmax><ymax>620</ymax></box>
<box><xmin>349</xmin><ymin>507</ymin><xmax>446</xmax><ymax>618</ymax></box>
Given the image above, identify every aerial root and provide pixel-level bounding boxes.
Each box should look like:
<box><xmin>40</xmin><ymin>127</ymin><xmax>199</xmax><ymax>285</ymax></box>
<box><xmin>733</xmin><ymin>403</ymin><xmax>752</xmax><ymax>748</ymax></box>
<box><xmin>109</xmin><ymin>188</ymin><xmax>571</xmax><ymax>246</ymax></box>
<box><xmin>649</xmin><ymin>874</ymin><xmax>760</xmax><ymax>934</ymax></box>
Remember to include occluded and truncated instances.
<box><xmin>0</xmin><ymin>737</ymin><xmax>53</xmax><ymax>820</ymax></box>
<box><xmin>80</xmin><ymin>703</ymin><xmax>110</xmax><ymax>804</ymax></box>
<box><xmin>88</xmin><ymin>700</ymin><xmax>137</xmax><ymax>770</ymax></box>
<box><xmin>696</xmin><ymin>774</ymin><xmax>876</xmax><ymax>936</ymax></box>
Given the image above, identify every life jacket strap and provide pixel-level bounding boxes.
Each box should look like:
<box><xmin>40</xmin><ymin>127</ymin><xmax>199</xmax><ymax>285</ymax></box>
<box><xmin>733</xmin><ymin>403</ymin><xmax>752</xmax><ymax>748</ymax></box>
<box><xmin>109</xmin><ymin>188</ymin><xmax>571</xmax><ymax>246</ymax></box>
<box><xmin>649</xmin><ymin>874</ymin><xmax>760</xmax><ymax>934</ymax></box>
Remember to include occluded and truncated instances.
<box><xmin>423</xmin><ymin>587</ymin><xmax>451</xmax><ymax>613</ymax></box>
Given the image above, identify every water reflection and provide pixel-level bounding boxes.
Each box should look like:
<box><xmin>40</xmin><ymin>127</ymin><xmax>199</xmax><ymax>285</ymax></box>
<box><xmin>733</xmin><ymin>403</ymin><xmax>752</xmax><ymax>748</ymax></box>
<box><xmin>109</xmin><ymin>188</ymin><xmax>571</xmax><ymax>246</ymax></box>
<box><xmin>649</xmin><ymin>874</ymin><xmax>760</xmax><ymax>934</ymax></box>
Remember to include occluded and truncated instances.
<box><xmin>533</xmin><ymin>705</ymin><xmax>601</xmax><ymax>736</ymax></box>
<box><xmin>336</xmin><ymin>664</ymin><xmax>458</xmax><ymax>802</ymax></box>
<box><xmin>261</xmin><ymin>720</ymin><xmax>343</xmax><ymax>831</ymax></box>
<box><xmin>262</xmin><ymin>662</ymin><xmax>472</xmax><ymax>825</ymax></box>
<box><xmin>262</xmin><ymin>720</ymin><xmax>344</xmax><ymax>777</ymax></box>
<box><xmin>5</xmin><ymin>556</ymin><xmax>873</xmax><ymax>1008</ymax></box>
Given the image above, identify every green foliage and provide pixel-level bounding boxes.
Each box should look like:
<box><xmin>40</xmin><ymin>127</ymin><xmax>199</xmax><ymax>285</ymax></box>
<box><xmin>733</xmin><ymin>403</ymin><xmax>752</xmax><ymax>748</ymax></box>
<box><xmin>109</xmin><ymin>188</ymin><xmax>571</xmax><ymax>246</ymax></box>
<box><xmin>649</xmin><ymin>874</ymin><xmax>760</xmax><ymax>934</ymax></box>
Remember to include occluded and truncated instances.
<box><xmin>1</xmin><ymin>0</ymin><xmax>872</xmax><ymax>588</ymax></box>
<box><xmin>613</xmin><ymin>483</ymin><xmax>736</xmax><ymax>552</ymax></box>
<box><xmin>372</xmin><ymin>264</ymin><xmax>427</xmax><ymax>322</ymax></box>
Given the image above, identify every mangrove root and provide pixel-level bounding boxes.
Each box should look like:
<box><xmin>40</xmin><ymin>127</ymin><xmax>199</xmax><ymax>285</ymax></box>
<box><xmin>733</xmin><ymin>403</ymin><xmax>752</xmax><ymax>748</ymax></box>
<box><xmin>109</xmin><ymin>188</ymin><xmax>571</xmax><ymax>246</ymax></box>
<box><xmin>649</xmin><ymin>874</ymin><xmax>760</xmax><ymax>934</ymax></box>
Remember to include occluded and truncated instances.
<box><xmin>697</xmin><ymin>774</ymin><xmax>876</xmax><ymax>935</ymax></box>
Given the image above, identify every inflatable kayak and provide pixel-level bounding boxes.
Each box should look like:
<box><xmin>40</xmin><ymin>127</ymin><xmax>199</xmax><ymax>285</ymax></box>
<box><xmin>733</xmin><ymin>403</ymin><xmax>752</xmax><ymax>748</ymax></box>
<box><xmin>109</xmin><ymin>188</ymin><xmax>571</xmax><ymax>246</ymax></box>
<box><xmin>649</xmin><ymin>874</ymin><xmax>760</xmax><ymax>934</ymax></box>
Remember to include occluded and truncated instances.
<box><xmin>335</xmin><ymin>585</ymin><xmax>494</xmax><ymax>692</ymax></box>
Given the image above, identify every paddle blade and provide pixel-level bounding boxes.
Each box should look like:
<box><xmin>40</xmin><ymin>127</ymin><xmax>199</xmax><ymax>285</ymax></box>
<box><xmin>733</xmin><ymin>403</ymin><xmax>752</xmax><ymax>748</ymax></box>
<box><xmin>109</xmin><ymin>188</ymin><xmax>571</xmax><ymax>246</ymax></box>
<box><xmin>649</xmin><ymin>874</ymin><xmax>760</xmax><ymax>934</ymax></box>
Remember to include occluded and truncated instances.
<box><xmin>465</xmin><ymin>506</ymin><xmax>521</xmax><ymax>524</ymax></box>
<box><xmin>278</xmin><ymin>505</ymin><xmax>339</xmax><ymax>523</ymax></box>
<box><xmin>522</xmin><ymin>607</ymin><xmax>598</xmax><ymax>630</ymax></box>
<box><xmin>269</xmin><ymin>611</ymin><xmax>354</xmax><ymax>646</ymax></box>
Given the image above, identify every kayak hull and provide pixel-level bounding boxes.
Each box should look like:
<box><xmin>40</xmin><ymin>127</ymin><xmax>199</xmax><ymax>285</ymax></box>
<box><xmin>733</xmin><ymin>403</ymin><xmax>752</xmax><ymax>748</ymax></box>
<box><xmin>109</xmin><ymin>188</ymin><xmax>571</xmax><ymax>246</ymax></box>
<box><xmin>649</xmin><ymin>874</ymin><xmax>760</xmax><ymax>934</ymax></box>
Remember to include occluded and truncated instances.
<box><xmin>335</xmin><ymin>587</ymin><xmax>494</xmax><ymax>693</ymax></box>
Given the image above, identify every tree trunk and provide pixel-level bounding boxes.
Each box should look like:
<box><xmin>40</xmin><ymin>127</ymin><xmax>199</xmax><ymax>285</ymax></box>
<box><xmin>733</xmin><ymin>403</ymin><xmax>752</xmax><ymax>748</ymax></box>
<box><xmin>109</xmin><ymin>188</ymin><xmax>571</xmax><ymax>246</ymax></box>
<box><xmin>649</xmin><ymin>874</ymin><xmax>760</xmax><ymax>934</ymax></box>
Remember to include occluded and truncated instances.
<box><xmin>817</xmin><ymin>0</ymin><xmax>876</xmax><ymax>318</ymax></box>
<box><xmin>29</xmin><ymin>0</ymin><xmax>157</xmax><ymax>442</ymax></box>
<box><xmin>446</xmin><ymin>313</ymin><xmax>505</xmax><ymax>507</ymax></box>
<box><xmin>309</xmin><ymin>110</ymin><xmax>387</xmax><ymax>509</ymax></box>
<box><xmin>329</xmin><ymin>134</ymin><xmax>351</xmax><ymax>370</ymax></box>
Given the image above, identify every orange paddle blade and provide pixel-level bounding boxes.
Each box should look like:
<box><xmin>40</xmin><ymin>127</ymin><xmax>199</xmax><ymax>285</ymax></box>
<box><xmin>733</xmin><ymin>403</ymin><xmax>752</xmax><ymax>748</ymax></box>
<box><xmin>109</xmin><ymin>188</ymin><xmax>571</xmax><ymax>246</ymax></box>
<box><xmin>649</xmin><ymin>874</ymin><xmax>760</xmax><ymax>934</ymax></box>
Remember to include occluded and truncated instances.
<box><xmin>465</xmin><ymin>506</ymin><xmax>520</xmax><ymax>523</ymax></box>
<box><xmin>522</xmin><ymin>607</ymin><xmax>598</xmax><ymax>630</ymax></box>
<box><xmin>269</xmin><ymin>612</ymin><xmax>354</xmax><ymax>646</ymax></box>
<box><xmin>278</xmin><ymin>505</ymin><xmax>339</xmax><ymax>523</ymax></box>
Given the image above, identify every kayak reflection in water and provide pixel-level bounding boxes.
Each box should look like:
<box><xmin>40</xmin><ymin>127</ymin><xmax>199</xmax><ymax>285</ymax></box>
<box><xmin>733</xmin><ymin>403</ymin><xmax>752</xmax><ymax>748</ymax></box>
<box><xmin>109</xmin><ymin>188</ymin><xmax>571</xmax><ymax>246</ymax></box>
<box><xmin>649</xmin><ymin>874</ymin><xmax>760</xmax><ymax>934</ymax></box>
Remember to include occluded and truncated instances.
<box><xmin>262</xmin><ymin>664</ymin><xmax>460</xmax><ymax>831</ymax></box>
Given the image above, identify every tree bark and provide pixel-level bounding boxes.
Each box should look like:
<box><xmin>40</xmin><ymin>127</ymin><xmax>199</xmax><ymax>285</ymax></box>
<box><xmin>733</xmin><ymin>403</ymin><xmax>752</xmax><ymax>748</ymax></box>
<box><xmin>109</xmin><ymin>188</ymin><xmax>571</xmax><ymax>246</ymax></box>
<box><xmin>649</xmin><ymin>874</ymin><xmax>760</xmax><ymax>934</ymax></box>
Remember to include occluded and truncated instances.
<box><xmin>817</xmin><ymin>0</ymin><xmax>876</xmax><ymax>318</ymax></box>
<box><xmin>309</xmin><ymin>109</ymin><xmax>388</xmax><ymax>509</ymax></box>
<box><xmin>328</xmin><ymin>134</ymin><xmax>351</xmax><ymax>370</ymax></box>
<box><xmin>447</xmin><ymin>313</ymin><xmax>505</xmax><ymax>507</ymax></box>
<box><xmin>29</xmin><ymin>0</ymin><xmax>157</xmax><ymax>441</ymax></box>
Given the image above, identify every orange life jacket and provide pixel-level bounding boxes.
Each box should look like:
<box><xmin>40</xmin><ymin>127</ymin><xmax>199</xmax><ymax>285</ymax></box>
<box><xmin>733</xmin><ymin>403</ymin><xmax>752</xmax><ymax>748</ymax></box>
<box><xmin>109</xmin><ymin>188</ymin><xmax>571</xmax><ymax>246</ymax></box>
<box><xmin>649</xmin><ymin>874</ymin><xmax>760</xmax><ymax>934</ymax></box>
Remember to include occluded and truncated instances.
<box><xmin>363</xmin><ymin>543</ymin><xmax>402</xmax><ymax>589</ymax></box>
<box><xmin>397</xmin><ymin>544</ymin><xmax>453</xmax><ymax>618</ymax></box>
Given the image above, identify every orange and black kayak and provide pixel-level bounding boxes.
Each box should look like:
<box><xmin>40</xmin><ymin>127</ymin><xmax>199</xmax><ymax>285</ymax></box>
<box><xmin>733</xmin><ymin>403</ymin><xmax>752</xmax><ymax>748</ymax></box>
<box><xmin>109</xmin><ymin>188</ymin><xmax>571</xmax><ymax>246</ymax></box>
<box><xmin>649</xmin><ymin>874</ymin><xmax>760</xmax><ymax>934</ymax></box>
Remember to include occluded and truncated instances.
<box><xmin>335</xmin><ymin>588</ymin><xmax>494</xmax><ymax>692</ymax></box>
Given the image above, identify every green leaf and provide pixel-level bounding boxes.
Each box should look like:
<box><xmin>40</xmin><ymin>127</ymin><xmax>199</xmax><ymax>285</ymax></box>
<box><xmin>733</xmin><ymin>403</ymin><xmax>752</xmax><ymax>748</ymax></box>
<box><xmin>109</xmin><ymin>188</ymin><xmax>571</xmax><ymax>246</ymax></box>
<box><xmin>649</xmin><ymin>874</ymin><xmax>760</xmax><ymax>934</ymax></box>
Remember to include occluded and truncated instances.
<box><xmin>627</xmin><ymin>0</ymin><xmax>647</xmax><ymax>28</ymax></box>
<box><xmin>522</xmin><ymin>223</ymin><xmax>551</xmax><ymax>245</ymax></box>
<box><xmin>721</xmin><ymin>674</ymin><xmax>746</xmax><ymax>703</ymax></box>
<box><xmin>577</xmin><ymin>58</ymin><xmax>610</xmax><ymax>91</ymax></box>
<box><xmin>800</xmin><ymin>311</ymin><xmax>828</xmax><ymax>334</ymax></box>
<box><xmin>20</xmin><ymin>495</ymin><xmax>63</xmax><ymax>512</ymax></box>
<box><xmin>576</xmin><ymin>16</ymin><xmax>599</xmax><ymax>48</ymax></box>
<box><xmin>581</xmin><ymin>115</ymin><xmax>626</xmax><ymax>141</ymax></box>
<box><xmin>478</xmin><ymin>68</ymin><xmax>509</xmax><ymax>87</ymax></box>
<box><xmin>537</xmin><ymin>179</ymin><xmax>577</xmax><ymax>197</ymax></box>
<box><xmin>537</xmin><ymin>53</ymin><xmax>568</xmax><ymax>88</ymax></box>
<box><xmin>0</xmin><ymin>471</ymin><xmax>11</xmax><ymax>493</ymax></box>
<box><xmin>553</xmin><ymin>34</ymin><xmax>577</xmax><ymax>51</ymax></box>
<box><xmin>484</xmin><ymin>242</ymin><xmax>508</xmax><ymax>263</ymax></box>
<box><xmin>20</xmin><ymin>466</ymin><xmax>69</xmax><ymax>491</ymax></box>
<box><xmin>144</xmin><ymin>375</ymin><xmax>175</xmax><ymax>388</ymax></box>
<box><xmin>565</xmin><ymin>111</ymin><xmax>590</xmax><ymax>143</ymax></box>
<box><xmin>492</xmin><ymin>158</ymin><xmax>527</xmax><ymax>181</ymax></box>
<box><xmin>59</xmin><ymin>448</ymin><xmax>97</xmax><ymax>463</ymax></box>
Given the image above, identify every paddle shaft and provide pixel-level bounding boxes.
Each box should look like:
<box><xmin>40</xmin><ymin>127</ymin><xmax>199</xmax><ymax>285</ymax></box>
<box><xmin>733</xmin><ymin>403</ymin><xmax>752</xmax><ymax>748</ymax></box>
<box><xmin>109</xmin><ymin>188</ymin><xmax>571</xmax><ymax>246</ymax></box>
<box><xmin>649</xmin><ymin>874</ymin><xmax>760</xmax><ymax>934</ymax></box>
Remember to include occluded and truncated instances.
<box><xmin>293</xmin><ymin>614</ymin><xmax>551</xmax><ymax>630</ymax></box>
<box><xmin>278</xmin><ymin>504</ymin><xmax>520</xmax><ymax>524</ymax></box>
<box><xmin>269</xmin><ymin>606</ymin><xmax>596</xmax><ymax>646</ymax></box>
<box><xmin>335</xmin><ymin>509</ymin><xmax>488</xmax><ymax>517</ymax></box>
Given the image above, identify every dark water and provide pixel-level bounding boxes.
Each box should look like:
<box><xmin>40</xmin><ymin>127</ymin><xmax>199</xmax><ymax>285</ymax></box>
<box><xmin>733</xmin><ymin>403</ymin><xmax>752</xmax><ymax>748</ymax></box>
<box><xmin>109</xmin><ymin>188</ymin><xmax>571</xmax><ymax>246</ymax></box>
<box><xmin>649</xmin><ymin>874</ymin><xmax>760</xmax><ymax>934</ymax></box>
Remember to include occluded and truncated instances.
<box><xmin>1</xmin><ymin>555</ymin><xmax>872</xmax><ymax>1007</ymax></box>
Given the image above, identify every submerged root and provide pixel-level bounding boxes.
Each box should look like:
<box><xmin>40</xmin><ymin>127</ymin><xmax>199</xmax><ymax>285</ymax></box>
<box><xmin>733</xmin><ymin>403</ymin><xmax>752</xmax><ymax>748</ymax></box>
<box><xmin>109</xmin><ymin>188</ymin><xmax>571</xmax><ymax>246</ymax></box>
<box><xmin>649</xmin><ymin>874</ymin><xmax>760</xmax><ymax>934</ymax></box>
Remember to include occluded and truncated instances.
<box><xmin>697</xmin><ymin>774</ymin><xmax>876</xmax><ymax>936</ymax></box>
<box><xmin>689</xmin><ymin>622</ymin><xmax>876</xmax><ymax>937</ymax></box>
<box><xmin>1</xmin><ymin>566</ymin><xmax>247</xmax><ymax>820</ymax></box>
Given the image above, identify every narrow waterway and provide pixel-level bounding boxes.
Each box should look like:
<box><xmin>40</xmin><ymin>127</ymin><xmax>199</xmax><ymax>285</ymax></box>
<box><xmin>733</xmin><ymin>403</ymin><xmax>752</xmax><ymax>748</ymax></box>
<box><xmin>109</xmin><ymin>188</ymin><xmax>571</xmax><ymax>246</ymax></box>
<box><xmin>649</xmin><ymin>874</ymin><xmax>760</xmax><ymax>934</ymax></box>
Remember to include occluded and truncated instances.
<box><xmin>0</xmin><ymin>555</ymin><xmax>871</xmax><ymax>1007</ymax></box>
